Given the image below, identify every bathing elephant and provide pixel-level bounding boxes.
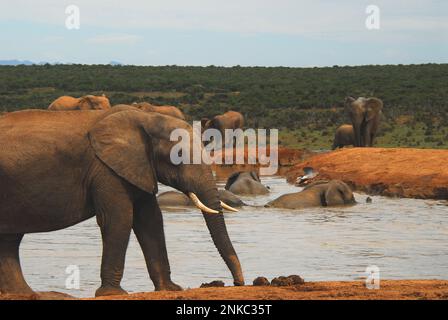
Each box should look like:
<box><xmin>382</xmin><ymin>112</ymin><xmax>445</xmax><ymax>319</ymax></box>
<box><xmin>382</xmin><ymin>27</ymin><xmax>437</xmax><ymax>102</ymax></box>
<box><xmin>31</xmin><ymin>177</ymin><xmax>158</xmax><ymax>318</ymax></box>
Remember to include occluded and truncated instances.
<box><xmin>0</xmin><ymin>106</ymin><xmax>243</xmax><ymax>297</ymax></box>
<box><xmin>48</xmin><ymin>94</ymin><xmax>111</xmax><ymax>111</ymax></box>
<box><xmin>201</xmin><ymin>111</ymin><xmax>244</xmax><ymax>145</ymax></box>
<box><xmin>225</xmin><ymin>171</ymin><xmax>269</xmax><ymax>195</ymax></box>
<box><xmin>345</xmin><ymin>97</ymin><xmax>383</xmax><ymax>147</ymax></box>
<box><xmin>158</xmin><ymin>190</ymin><xmax>245</xmax><ymax>208</ymax></box>
<box><xmin>332</xmin><ymin>124</ymin><xmax>355</xmax><ymax>149</ymax></box>
<box><xmin>266</xmin><ymin>180</ymin><xmax>356</xmax><ymax>209</ymax></box>
<box><xmin>132</xmin><ymin>102</ymin><xmax>185</xmax><ymax>120</ymax></box>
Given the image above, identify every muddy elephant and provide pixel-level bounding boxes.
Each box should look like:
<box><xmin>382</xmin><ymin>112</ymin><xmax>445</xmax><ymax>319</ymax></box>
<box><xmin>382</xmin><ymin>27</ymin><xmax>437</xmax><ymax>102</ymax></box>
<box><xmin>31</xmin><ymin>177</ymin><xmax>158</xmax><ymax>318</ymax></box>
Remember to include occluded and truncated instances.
<box><xmin>0</xmin><ymin>106</ymin><xmax>243</xmax><ymax>297</ymax></box>
<box><xmin>158</xmin><ymin>190</ymin><xmax>244</xmax><ymax>208</ymax></box>
<box><xmin>332</xmin><ymin>124</ymin><xmax>355</xmax><ymax>149</ymax></box>
<box><xmin>225</xmin><ymin>171</ymin><xmax>269</xmax><ymax>195</ymax></box>
<box><xmin>266</xmin><ymin>180</ymin><xmax>356</xmax><ymax>209</ymax></box>
<box><xmin>345</xmin><ymin>97</ymin><xmax>383</xmax><ymax>147</ymax></box>
<box><xmin>132</xmin><ymin>102</ymin><xmax>185</xmax><ymax>120</ymax></box>
<box><xmin>48</xmin><ymin>94</ymin><xmax>111</xmax><ymax>111</ymax></box>
<box><xmin>201</xmin><ymin>111</ymin><xmax>244</xmax><ymax>145</ymax></box>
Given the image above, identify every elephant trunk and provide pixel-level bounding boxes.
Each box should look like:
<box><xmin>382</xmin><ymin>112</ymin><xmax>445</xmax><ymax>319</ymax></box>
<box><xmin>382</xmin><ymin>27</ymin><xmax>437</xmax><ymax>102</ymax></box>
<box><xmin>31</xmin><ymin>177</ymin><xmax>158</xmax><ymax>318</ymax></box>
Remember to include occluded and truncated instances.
<box><xmin>192</xmin><ymin>176</ymin><xmax>244</xmax><ymax>286</ymax></box>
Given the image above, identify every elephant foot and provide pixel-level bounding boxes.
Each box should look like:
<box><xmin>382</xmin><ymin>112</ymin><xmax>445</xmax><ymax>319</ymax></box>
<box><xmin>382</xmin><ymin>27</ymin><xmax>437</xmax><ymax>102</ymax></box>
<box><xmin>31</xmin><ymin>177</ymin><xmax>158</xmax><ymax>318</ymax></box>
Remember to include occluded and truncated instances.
<box><xmin>95</xmin><ymin>285</ymin><xmax>128</xmax><ymax>297</ymax></box>
<box><xmin>0</xmin><ymin>234</ymin><xmax>35</xmax><ymax>297</ymax></box>
<box><xmin>155</xmin><ymin>281</ymin><xmax>183</xmax><ymax>292</ymax></box>
<box><xmin>233</xmin><ymin>279</ymin><xmax>245</xmax><ymax>286</ymax></box>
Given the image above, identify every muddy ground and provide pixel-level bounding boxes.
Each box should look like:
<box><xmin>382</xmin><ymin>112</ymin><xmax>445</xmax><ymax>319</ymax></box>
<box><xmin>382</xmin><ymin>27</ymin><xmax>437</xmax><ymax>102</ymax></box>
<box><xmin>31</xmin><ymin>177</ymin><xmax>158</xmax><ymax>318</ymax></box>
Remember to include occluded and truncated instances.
<box><xmin>1</xmin><ymin>280</ymin><xmax>447</xmax><ymax>300</ymax></box>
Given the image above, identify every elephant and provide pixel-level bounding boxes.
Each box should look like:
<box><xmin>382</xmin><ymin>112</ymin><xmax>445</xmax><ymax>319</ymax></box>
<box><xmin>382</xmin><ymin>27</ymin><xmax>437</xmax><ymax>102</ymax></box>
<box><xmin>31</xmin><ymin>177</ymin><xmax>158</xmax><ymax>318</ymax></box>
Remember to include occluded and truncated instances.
<box><xmin>48</xmin><ymin>94</ymin><xmax>111</xmax><ymax>111</ymax></box>
<box><xmin>225</xmin><ymin>171</ymin><xmax>269</xmax><ymax>195</ymax></box>
<box><xmin>132</xmin><ymin>102</ymin><xmax>186</xmax><ymax>120</ymax></box>
<box><xmin>345</xmin><ymin>96</ymin><xmax>383</xmax><ymax>147</ymax></box>
<box><xmin>332</xmin><ymin>124</ymin><xmax>355</xmax><ymax>149</ymax></box>
<box><xmin>266</xmin><ymin>180</ymin><xmax>356</xmax><ymax>209</ymax></box>
<box><xmin>201</xmin><ymin>111</ymin><xmax>244</xmax><ymax>145</ymax></box>
<box><xmin>158</xmin><ymin>190</ymin><xmax>245</xmax><ymax>208</ymax></box>
<box><xmin>0</xmin><ymin>106</ymin><xmax>243</xmax><ymax>297</ymax></box>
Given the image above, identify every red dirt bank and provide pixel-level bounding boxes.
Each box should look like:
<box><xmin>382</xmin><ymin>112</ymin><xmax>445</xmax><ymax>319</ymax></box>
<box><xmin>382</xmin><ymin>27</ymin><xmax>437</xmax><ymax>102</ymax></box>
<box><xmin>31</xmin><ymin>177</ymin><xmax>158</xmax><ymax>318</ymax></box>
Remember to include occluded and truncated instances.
<box><xmin>2</xmin><ymin>280</ymin><xmax>447</xmax><ymax>300</ymax></box>
<box><xmin>91</xmin><ymin>280</ymin><xmax>447</xmax><ymax>300</ymax></box>
<box><xmin>285</xmin><ymin>148</ymin><xmax>448</xmax><ymax>200</ymax></box>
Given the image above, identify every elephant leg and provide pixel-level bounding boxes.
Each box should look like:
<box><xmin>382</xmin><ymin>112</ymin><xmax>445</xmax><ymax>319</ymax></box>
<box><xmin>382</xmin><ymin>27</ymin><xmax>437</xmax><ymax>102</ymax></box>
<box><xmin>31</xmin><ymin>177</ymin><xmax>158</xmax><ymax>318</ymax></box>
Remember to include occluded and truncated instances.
<box><xmin>133</xmin><ymin>194</ymin><xmax>182</xmax><ymax>291</ymax></box>
<box><xmin>364</xmin><ymin>124</ymin><xmax>372</xmax><ymax>147</ymax></box>
<box><xmin>0</xmin><ymin>234</ymin><xmax>34</xmax><ymax>295</ymax></box>
<box><xmin>93</xmin><ymin>182</ymin><xmax>133</xmax><ymax>297</ymax></box>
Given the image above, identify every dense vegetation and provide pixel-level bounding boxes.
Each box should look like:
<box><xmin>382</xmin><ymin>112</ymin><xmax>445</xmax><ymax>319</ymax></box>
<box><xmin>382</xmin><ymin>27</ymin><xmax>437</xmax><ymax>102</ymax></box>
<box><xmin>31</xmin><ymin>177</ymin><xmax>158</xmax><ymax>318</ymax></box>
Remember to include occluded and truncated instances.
<box><xmin>0</xmin><ymin>63</ymin><xmax>447</xmax><ymax>149</ymax></box>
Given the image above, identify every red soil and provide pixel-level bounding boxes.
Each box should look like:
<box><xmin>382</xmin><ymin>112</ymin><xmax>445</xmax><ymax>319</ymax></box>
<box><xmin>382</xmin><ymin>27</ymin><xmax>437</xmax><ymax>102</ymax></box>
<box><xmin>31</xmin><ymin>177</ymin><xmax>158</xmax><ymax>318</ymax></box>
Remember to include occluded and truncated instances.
<box><xmin>285</xmin><ymin>148</ymin><xmax>448</xmax><ymax>199</ymax></box>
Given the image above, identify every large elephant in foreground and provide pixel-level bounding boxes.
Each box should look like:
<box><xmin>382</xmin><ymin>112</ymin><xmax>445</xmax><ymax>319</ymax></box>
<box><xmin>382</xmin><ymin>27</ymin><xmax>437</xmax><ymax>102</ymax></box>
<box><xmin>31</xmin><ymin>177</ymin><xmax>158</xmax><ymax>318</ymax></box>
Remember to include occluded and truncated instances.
<box><xmin>132</xmin><ymin>102</ymin><xmax>185</xmax><ymax>120</ymax></box>
<box><xmin>332</xmin><ymin>124</ymin><xmax>355</xmax><ymax>149</ymax></box>
<box><xmin>225</xmin><ymin>171</ymin><xmax>269</xmax><ymax>195</ymax></box>
<box><xmin>266</xmin><ymin>180</ymin><xmax>356</xmax><ymax>209</ymax></box>
<box><xmin>0</xmin><ymin>106</ymin><xmax>243</xmax><ymax>297</ymax></box>
<box><xmin>345</xmin><ymin>97</ymin><xmax>383</xmax><ymax>147</ymax></box>
<box><xmin>48</xmin><ymin>94</ymin><xmax>111</xmax><ymax>111</ymax></box>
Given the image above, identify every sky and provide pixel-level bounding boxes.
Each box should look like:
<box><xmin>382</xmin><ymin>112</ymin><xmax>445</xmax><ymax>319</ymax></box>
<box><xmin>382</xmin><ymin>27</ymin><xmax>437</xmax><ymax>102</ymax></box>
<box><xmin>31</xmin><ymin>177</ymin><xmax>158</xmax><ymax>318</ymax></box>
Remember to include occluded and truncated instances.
<box><xmin>0</xmin><ymin>0</ymin><xmax>447</xmax><ymax>67</ymax></box>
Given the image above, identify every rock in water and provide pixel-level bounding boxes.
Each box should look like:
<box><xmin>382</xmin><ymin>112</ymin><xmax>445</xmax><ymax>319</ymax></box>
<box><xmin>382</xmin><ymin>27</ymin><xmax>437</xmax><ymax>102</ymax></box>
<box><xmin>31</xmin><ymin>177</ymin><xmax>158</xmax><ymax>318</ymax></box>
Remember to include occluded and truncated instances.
<box><xmin>253</xmin><ymin>277</ymin><xmax>270</xmax><ymax>286</ymax></box>
<box><xmin>200</xmin><ymin>280</ymin><xmax>225</xmax><ymax>288</ymax></box>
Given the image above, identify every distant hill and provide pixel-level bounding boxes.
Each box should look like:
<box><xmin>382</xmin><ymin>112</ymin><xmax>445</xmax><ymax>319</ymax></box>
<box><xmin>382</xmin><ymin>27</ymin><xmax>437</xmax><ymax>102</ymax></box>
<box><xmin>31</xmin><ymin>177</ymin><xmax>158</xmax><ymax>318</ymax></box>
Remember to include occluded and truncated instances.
<box><xmin>0</xmin><ymin>59</ymin><xmax>36</xmax><ymax>66</ymax></box>
<box><xmin>0</xmin><ymin>60</ymin><xmax>123</xmax><ymax>66</ymax></box>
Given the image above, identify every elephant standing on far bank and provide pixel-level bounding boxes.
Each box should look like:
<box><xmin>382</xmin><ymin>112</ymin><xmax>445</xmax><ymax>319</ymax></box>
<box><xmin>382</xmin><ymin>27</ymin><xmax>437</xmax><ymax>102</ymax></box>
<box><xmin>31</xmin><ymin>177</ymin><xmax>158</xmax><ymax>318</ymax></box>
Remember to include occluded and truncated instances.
<box><xmin>332</xmin><ymin>124</ymin><xmax>355</xmax><ymax>149</ymax></box>
<box><xmin>201</xmin><ymin>111</ymin><xmax>244</xmax><ymax>145</ymax></box>
<box><xmin>48</xmin><ymin>94</ymin><xmax>111</xmax><ymax>111</ymax></box>
<box><xmin>345</xmin><ymin>97</ymin><xmax>383</xmax><ymax>147</ymax></box>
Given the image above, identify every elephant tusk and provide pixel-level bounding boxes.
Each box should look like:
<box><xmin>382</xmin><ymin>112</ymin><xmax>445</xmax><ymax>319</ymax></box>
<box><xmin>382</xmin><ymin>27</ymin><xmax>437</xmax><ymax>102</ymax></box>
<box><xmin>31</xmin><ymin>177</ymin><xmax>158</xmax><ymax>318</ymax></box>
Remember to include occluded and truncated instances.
<box><xmin>188</xmin><ymin>193</ymin><xmax>220</xmax><ymax>214</ymax></box>
<box><xmin>220</xmin><ymin>201</ymin><xmax>239</xmax><ymax>212</ymax></box>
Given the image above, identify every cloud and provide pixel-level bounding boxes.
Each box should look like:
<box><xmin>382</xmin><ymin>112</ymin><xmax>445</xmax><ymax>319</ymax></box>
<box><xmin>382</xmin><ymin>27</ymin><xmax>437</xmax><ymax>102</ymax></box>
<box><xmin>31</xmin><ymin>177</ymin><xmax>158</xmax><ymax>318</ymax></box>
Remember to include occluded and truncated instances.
<box><xmin>1</xmin><ymin>0</ymin><xmax>447</xmax><ymax>38</ymax></box>
<box><xmin>86</xmin><ymin>34</ymin><xmax>142</xmax><ymax>45</ymax></box>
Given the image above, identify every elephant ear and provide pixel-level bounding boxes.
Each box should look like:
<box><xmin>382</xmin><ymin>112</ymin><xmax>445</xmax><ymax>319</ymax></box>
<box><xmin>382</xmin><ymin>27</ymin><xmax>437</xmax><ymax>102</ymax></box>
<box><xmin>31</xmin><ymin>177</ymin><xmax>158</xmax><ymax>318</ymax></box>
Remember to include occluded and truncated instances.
<box><xmin>88</xmin><ymin>109</ymin><xmax>190</xmax><ymax>194</ymax></box>
<box><xmin>345</xmin><ymin>96</ymin><xmax>355</xmax><ymax>104</ymax></box>
<box><xmin>225</xmin><ymin>171</ymin><xmax>242</xmax><ymax>190</ymax></box>
<box><xmin>365</xmin><ymin>98</ymin><xmax>383</xmax><ymax>121</ymax></box>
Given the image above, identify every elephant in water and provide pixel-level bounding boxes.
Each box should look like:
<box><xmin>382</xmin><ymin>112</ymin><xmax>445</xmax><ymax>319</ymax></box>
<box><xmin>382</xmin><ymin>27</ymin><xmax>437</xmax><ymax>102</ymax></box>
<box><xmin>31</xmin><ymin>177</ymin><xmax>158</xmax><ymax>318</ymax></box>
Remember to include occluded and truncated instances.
<box><xmin>48</xmin><ymin>94</ymin><xmax>111</xmax><ymax>110</ymax></box>
<box><xmin>132</xmin><ymin>102</ymin><xmax>186</xmax><ymax>120</ymax></box>
<box><xmin>332</xmin><ymin>124</ymin><xmax>355</xmax><ymax>149</ymax></box>
<box><xmin>345</xmin><ymin>96</ymin><xmax>383</xmax><ymax>147</ymax></box>
<box><xmin>0</xmin><ymin>106</ymin><xmax>243</xmax><ymax>297</ymax></box>
<box><xmin>266</xmin><ymin>180</ymin><xmax>356</xmax><ymax>209</ymax></box>
<box><xmin>225</xmin><ymin>171</ymin><xmax>269</xmax><ymax>195</ymax></box>
<box><xmin>158</xmin><ymin>190</ymin><xmax>245</xmax><ymax>209</ymax></box>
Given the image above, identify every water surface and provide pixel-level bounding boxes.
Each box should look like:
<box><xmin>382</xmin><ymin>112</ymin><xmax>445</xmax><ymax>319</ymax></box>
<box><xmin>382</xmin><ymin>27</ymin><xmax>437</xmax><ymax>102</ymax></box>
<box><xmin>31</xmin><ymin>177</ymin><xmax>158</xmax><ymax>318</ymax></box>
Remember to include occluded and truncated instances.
<box><xmin>20</xmin><ymin>175</ymin><xmax>448</xmax><ymax>297</ymax></box>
